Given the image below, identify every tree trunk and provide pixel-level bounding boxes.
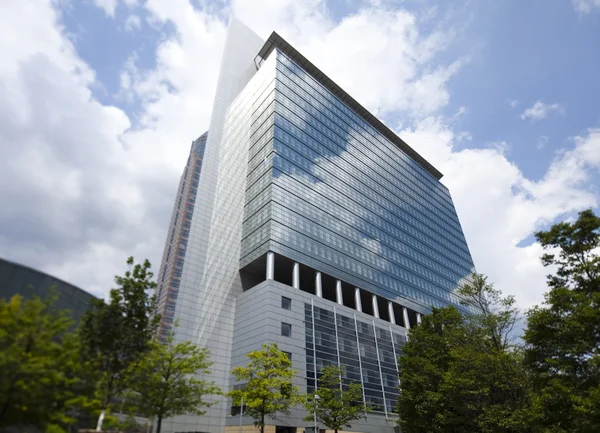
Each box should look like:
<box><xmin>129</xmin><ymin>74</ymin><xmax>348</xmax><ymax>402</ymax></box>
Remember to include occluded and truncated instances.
<box><xmin>156</xmin><ymin>415</ymin><xmax>163</xmax><ymax>433</ymax></box>
<box><xmin>0</xmin><ymin>365</ymin><xmax>24</xmax><ymax>422</ymax></box>
<box><xmin>0</xmin><ymin>388</ymin><xmax>14</xmax><ymax>424</ymax></box>
<box><xmin>96</xmin><ymin>380</ymin><xmax>112</xmax><ymax>432</ymax></box>
<box><xmin>0</xmin><ymin>397</ymin><xmax>11</xmax><ymax>424</ymax></box>
<box><xmin>261</xmin><ymin>413</ymin><xmax>265</xmax><ymax>433</ymax></box>
<box><xmin>96</xmin><ymin>409</ymin><xmax>106</xmax><ymax>431</ymax></box>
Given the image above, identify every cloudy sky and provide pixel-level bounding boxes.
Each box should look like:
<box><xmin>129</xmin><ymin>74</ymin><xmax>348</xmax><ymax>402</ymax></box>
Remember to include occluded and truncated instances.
<box><xmin>1</xmin><ymin>0</ymin><xmax>599</xmax><ymax>311</ymax></box>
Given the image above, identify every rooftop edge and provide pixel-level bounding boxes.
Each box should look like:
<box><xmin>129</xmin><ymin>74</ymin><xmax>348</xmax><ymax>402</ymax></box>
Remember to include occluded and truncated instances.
<box><xmin>257</xmin><ymin>31</ymin><xmax>444</xmax><ymax>181</ymax></box>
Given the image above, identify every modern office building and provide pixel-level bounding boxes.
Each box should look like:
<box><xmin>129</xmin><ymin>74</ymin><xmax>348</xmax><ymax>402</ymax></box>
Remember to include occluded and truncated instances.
<box><xmin>157</xmin><ymin>18</ymin><xmax>475</xmax><ymax>433</ymax></box>
<box><xmin>0</xmin><ymin>257</ymin><xmax>97</xmax><ymax>324</ymax></box>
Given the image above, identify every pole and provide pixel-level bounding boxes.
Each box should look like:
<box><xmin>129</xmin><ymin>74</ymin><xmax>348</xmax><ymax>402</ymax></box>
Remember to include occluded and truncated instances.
<box><xmin>239</xmin><ymin>396</ymin><xmax>244</xmax><ymax>433</ymax></box>
<box><xmin>314</xmin><ymin>395</ymin><xmax>319</xmax><ymax>433</ymax></box>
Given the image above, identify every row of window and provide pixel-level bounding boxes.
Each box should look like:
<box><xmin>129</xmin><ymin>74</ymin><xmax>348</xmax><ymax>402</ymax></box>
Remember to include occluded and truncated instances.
<box><xmin>237</xmin><ymin>65</ymin><xmax>476</xmax><ymax>276</ymax></box>
<box><xmin>266</xmin><ymin>239</ymin><xmax>458</xmax><ymax>311</ymax></box>
<box><xmin>266</xmin><ymin>199</ymin><xmax>466</xmax><ymax>301</ymax></box>
<box><xmin>269</xmin><ymin>113</ymin><xmax>467</xmax><ymax>247</ymax></box>
<box><xmin>267</xmin><ymin>188</ymin><xmax>472</xmax><ymax>285</ymax></box>
<box><xmin>240</xmin><ymin>172</ymin><xmax>474</xmax><ymax>284</ymax></box>
<box><xmin>272</xmin><ymin>97</ymin><xmax>471</xmax><ymax>258</ymax></box>
<box><xmin>271</xmin><ymin>114</ymin><xmax>474</xmax><ymax>267</ymax></box>
<box><xmin>268</xmin><ymin>219</ymin><xmax>468</xmax><ymax>309</ymax></box>
<box><xmin>304</xmin><ymin>303</ymin><xmax>402</xmax><ymax>413</ymax></box>
<box><xmin>274</xmin><ymin>72</ymin><xmax>463</xmax><ymax>234</ymax></box>
<box><xmin>240</xmin><ymin>177</ymin><xmax>474</xmax><ymax>308</ymax></box>
<box><xmin>274</xmin><ymin>51</ymin><xmax>453</xmax><ymax>207</ymax></box>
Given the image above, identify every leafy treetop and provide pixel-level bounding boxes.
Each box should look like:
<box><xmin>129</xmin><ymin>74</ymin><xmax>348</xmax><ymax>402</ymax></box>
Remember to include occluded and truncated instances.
<box><xmin>524</xmin><ymin>209</ymin><xmax>600</xmax><ymax>433</ymax></box>
<box><xmin>128</xmin><ymin>329</ymin><xmax>220</xmax><ymax>433</ymax></box>
<box><xmin>228</xmin><ymin>343</ymin><xmax>301</xmax><ymax>433</ymax></box>
<box><xmin>304</xmin><ymin>365</ymin><xmax>368</xmax><ymax>433</ymax></box>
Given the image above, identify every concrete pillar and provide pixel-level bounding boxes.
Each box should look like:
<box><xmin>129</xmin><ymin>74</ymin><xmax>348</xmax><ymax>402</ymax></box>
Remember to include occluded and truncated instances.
<box><xmin>402</xmin><ymin>307</ymin><xmax>410</xmax><ymax>329</ymax></box>
<box><xmin>292</xmin><ymin>262</ymin><xmax>300</xmax><ymax>289</ymax></box>
<box><xmin>416</xmin><ymin>312</ymin><xmax>422</xmax><ymax>325</ymax></box>
<box><xmin>388</xmin><ymin>301</ymin><xmax>396</xmax><ymax>325</ymax></box>
<box><xmin>372</xmin><ymin>295</ymin><xmax>380</xmax><ymax>319</ymax></box>
<box><xmin>315</xmin><ymin>272</ymin><xmax>323</xmax><ymax>297</ymax></box>
<box><xmin>266</xmin><ymin>252</ymin><xmax>274</xmax><ymax>280</ymax></box>
<box><xmin>335</xmin><ymin>280</ymin><xmax>343</xmax><ymax>305</ymax></box>
<box><xmin>354</xmin><ymin>288</ymin><xmax>362</xmax><ymax>312</ymax></box>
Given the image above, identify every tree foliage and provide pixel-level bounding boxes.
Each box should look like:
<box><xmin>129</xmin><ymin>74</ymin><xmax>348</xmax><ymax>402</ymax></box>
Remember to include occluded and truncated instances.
<box><xmin>101</xmin><ymin>414</ymin><xmax>150</xmax><ymax>433</ymax></box>
<box><xmin>0</xmin><ymin>293</ymin><xmax>96</xmax><ymax>430</ymax></box>
<box><xmin>458</xmin><ymin>273</ymin><xmax>519</xmax><ymax>351</ymax></box>
<box><xmin>228</xmin><ymin>343</ymin><xmax>301</xmax><ymax>433</ymax></box>
<box><xmin>304</xmin><ymin>365</ymin><xmax>367</xmax><ymax>433</ymax></box>
<box><xmin>78</xmin><ymin>257</ymin><xmax>160</xmax><ymax>430</ymax></box>
<box><xmin>524</xmin><ymin>209</ymin><xmax>600</xmax><ymax>433</ymax></box>
<box><xmin>397</xmin><ymin>273</ymin><xmax>535</xmax><ymax>433</ymax></box>
<box><xmin>128</xmin><ymin>331</ymin><xmax>220</xmax><ymax>433</ymax></box>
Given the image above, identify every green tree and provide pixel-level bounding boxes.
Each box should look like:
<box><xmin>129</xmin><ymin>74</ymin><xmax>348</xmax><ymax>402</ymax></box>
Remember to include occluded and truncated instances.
<box><xmin>78</xmin><ymin>257</ymin><xmax>160</xmax><ymax>430</ymax></box>
<box><xmin>304</xmin><ymin>365</ymin><xmax>368</xmax><ymax>433</ymax></box>
<box><xmin>524</xmin><ymin>209</ymin><xmax>600</xmax><ymax>433</ymax></box>
<box><xmin>458</xmin><ymin>273</ymin><xmax>519</xmax><ymax>351</ymax></box>
<box><xmin>101</xmin><ymin>414</ymin><xmax>149</xmax><ymax>433</ymax></box>
<box><xmin>128</xmin><ymin>331</ymin><xmax>221</xmax><ymax>433</ymax></box>
<box><xmin>397</xmin><ymin>273</ymin><xmax>535</xmax><ymax>433</ymax></box>
<box><xmin>396</xmin><ymin>306</ymin><xmax>466</xmax><ymax>433</ymax></box>
<box><xmin>0</xmin><ymin>293</ymin><xmax>95</xmax><ymax>430</ymax></box>
<box><xmin>228</xmin><ymin>343</ymin><xmax>301</xmax><ymax>433</ymax></box>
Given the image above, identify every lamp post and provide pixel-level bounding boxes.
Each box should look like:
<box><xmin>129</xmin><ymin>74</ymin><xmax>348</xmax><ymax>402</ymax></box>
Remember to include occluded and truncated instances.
<box><xmin>313</xmin><ymin>394</ymin><xmax>320</xmax><ymax>433</ymax></box>
<box><xmin>239</xmin><ymin>396</ymin><xmax>244</xmax><ymax>433</ymax></box>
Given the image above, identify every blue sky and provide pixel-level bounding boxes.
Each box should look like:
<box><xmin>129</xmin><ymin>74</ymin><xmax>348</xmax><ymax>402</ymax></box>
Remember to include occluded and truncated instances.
<box><xmin>0</xmin><ymin>0</ymin><xmax>598</xmax><ymax>308</ymax></box>
<box><xmin>445</xmin><ymin>0</ymin><xmax>600</xmax><ymax>178</ymax></box>
<box><xmin>64</xmin><ymin>0</ymin><xmax>600</xmax><ymax>181</ymax></box>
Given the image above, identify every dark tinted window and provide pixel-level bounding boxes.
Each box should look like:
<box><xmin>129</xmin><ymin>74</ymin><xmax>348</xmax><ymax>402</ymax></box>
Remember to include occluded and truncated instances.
<box><xmin>281</xmin><ymin>322</ymin><xmax>292</xmax><ymax>337</ymax></box>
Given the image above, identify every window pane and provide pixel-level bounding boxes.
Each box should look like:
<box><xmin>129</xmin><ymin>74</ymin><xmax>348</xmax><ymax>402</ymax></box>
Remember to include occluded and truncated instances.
<box><xmin>281</xmin><ymin>322</ymin><xmax>292</xmax><ymax>337</ymax></box>
<box><xmin>281</xmin><ymin>296</ymin><xmax>291</xmax><ymax>310</ymax></box>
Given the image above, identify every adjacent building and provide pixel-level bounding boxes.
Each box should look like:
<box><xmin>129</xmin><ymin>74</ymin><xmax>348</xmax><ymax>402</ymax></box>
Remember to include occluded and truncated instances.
<box><xmin>0</xmin><ymin>257</ymin><xmax>97</xmax><ymax>324</ymax></box>
<box><xmin>156</xmin><ymin>132</ymin><xmax>208</xmax><ymax>341</ymax></box>
<box><xmin>157</xmin><ymin>18</ymin><xmax>475</xmax><ymax>433</ymax></box>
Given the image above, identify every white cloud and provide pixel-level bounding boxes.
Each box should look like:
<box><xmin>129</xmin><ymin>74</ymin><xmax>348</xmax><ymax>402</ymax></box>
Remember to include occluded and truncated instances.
<box><xmin>232</xmin><ymin>0</ymin><xmax>462</xmax><ymax>117</ymax></box>
<box><xmin>456</xmin><ymin>131</ymin><xmax>472</xmax><ymax>142</ymax></box>
<box><xmin>1</xmin><ymin>0</ymin><xmax>599</xmax><ymax>314</ymax></box>
<box><xmin>573</xmin><ymin>0</ymin><xmax>600</xmax><ymax>14</ymax></box>
<box><xmin>521</xmin><ymin>100</ymin><xmax>564</xmax><ymax>121</ymax></box>
<box><xmin>488</xmin><ymin>140</ymin><xmax>511</xmax><ymax>155</ymax></box>
<box><xmin>0</xmin><ymin>0</ymin><xmax>201</xmax><ymax>296</ymax></box>
<box><xmin>399</xmin><ymin>118</ymin><xmax>600</xmax><ymax>308</ymax></box>
<box><xmin>507</xmin><ymin>98</ymin><xmax>519</xmax><ymax>108</ymax></box>
<box><xmin>92</xmin><ymin>0</ymin><xmax>138</xmax><ymax>17</ymax></box>
<box><xmin>124</xmin><ymin>14</ymin><xmax>141</xmax><ymax>31</ymax></box>
<box><xmin>92</xmin><ymin>0</ymin><xmax>118</xmax><ymax>17</ymax></box>
<box><xmin>0</xmin><ymin>0</ymin><xmax>462</xmax><ymax>299</ymax></box>
<box><xmin>537</xmin><ymin>135</ymin><xmax>548</xmax><ymax>150</ymax></box>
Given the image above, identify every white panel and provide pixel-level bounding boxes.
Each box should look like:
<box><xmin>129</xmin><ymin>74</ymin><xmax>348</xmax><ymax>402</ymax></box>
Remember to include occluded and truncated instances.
<box><xmin>164</xmin><ymin>17</ymin><xmax>265</xmax><ymax>433</ymax></box>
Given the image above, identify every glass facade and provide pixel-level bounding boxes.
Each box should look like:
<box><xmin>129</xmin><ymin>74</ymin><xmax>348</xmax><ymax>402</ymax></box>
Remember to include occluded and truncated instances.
<box><xmin>241</xmin><ymin>49</ymin><xmax>475</xmax><ymax>313</ymax></box>
<box><xmin>304</xmin><ymin>302</ymin><xmax>405</xmax><ymax>415</ymax></box>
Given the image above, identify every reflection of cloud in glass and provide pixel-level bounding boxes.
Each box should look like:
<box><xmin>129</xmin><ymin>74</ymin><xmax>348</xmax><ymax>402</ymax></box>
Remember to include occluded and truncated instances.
<box><xmin>269</xmin><ymin>51</ymin><xmax>476</xmax><ymax>312</ymax></box>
